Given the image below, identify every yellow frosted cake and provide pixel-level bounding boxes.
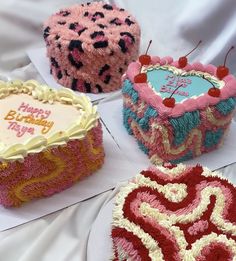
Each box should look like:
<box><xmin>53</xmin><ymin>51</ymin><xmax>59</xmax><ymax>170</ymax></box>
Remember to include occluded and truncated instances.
<box><xmin>0</xmin><ymin>80</ymin><xmax>104</xmax><ymax>207</ymax></box>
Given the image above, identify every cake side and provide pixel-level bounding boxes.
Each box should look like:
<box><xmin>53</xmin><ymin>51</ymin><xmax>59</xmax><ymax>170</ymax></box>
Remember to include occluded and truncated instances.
<box><xmin>122</xmin><ymin>57</ymin><xmax>236</xmax><ymax>163</ymax></box>
<box><xmin>43</xmin><ymin>2</ymin><xmax>141</xmax><ymax>93</ymax></box>
<box><xmin>111</xmin><ymin>164</ymin><xmax>236</xmax><ymax>260</ymax></box>
<box><xmin>0</xmin><ymin>121</ymin><xmax>104</xmax><ymax>207</ymax></box>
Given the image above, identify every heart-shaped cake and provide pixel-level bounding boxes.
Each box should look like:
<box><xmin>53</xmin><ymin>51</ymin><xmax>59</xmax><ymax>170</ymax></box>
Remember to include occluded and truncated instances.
<box><xmin>122</xmin><ymin>56</ymin><xmax>236</xmax><ymax>163</ymax></box>
<box><xmin>111</xmin><ymin>163</ymin><xmax>236</xmax><ymax>260</ymax></box>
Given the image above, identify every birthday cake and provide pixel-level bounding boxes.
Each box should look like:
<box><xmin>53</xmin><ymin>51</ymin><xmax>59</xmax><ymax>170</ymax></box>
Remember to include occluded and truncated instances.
<box><xmin>43</xmin><ymin>2</ymin><xmax>140</xmax><ymax>93</ymax></box>
<box><xmin>0</xmin><ymin>80</ymin><xmax>104</xmax><ymax>207</ymax></box>
<box><xmin>111</xmin><ymin>163</ymin><xmax>236</xmax><ymax>260</ymax></box>
<box><xmin>123</xmin><ymin>43</ymin><xmax>236</xmax><ymax>163</ymax></box>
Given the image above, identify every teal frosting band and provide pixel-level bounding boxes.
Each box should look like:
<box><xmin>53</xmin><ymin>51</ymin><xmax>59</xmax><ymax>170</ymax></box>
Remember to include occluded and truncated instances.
<box><xmin>170</xmin><ymin>111</ymin><xmax>200</xmax><ymax>146</ymax></box>
<box><xmin>123</xmin><ymin>106</ymin><xmax>157</xmax><ymax>133</ymax></box>
<box><xmin>215</xmin><ymin>97</ymin><xmax>236</xmax><ymax>115</ymax></box>
<box><xmin>204</xmin><ymin>128</ymin><xmax>224</xmax><ymax>148</ymax></box>
<box><xmin>122</xmin><ymin>79</ymin><xmax>139</xmax><ymax>104</ymax></box>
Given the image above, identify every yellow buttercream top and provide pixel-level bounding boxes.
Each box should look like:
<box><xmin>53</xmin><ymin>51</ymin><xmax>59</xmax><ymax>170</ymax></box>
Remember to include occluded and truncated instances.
<box><xmin>0</xmin><ymin>80</ymin><xmax>99</xmax><ymax>162</ymax></box>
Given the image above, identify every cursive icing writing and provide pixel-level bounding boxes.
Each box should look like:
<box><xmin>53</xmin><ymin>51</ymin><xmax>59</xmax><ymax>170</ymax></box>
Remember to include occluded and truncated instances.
<box><xmin>4</xmin><ymin>110</ymin><xmax>54</xmax><ymax>135</ymax></box>
<box><xmin>8</xmin><ymin>121</ymin><xmax>34</xmax><ymax>137</ymax></box>
<box><xmin>159</xmin><ymin>74</ymin><xmax>191</xmax><ymax>97</ymax></box>
<box><xmin>18</xmin><ymin>102</ymin><xmax>51</xmax><ymax>118</ymax></box>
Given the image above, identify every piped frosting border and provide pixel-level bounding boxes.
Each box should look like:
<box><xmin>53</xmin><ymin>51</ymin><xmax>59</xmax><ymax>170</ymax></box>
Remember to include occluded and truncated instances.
<box><xmin>0</xmin><ymin>80</ymin><xmax>98</xmax><ymax>161</ymax></box>
<box><xmin>124</xmin><ymin>56</ymin><xmax>236</xmax><ymax>117</ymax></box>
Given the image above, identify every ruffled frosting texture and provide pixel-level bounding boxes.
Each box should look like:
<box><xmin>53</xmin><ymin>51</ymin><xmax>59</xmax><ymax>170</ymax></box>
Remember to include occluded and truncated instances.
<box><xmin>111</xmin><ymin>164</ymin><xmax>236</xmax><ymax>260</ymax></box>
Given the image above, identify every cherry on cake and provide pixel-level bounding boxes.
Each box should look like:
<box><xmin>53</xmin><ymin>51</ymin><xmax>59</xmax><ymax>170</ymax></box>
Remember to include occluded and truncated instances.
<box><xmin>122</xmin><ymin>44</ymin><xmax>236</xmax><ymax>164</ymax></box>
<box><xmin>0</xmin><ymin>80</ymin><xmax>104</xmax><ymax>207</ymax></box>
<box><xmin>43</xmin><ymin>2</ymin><xmax>140</xmax><ymax>93</ymax></box>
<box><xmin>111</xmin><ymin>163</ymin><xmax>236</xmax><ymax>260</ymax></box>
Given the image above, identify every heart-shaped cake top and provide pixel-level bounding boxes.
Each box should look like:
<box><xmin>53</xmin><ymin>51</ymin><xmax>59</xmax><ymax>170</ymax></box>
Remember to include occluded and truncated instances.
<box><xmin>146</xmin><ymin>65</ymin><xmax>222</xmax><ymax>103</ymax></box>
<box><xmin>111</xmin><ymin>164</ymin><xmax>236</xmax><ymax>260</ymax></box>
<box><xmin>125</xmin><ymin>57</ymin><xmax>236</xmax><ymax>117</ymax></box>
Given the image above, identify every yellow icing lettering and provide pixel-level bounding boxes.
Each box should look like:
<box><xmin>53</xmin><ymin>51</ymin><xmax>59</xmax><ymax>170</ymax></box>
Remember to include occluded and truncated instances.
<box><xmin>15</xmin><ymin>113</ymin><xmax>28</xmax><ymax>122</ymax></box>
<box><xmin>4</xmin><ymin>110</ymin><xmax>16</xmax><ymax>120</ymax></box>
<box><xmin>41</xmin><ymin>121</ymin><xmax>54</xmax><ymax>134</ymax></box>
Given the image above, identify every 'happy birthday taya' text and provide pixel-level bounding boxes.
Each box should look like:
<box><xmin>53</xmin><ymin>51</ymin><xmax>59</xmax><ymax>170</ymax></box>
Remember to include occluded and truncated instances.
<box><xmin>4</xmin><ymin>102</ymin><xmax>54</xmax><ymax>137</ymax></box>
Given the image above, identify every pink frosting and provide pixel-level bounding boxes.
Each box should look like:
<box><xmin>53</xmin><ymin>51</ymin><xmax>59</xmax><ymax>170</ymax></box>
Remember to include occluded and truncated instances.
<box><xmin>125</xmin><ymin>57</ymin><xmax>236</xmax><ymax>117</ymax></box>
<box><xmin>44</xmin><ymin>2</ymin><xmax>141</xmax><ymax>93</ymax></box>
<box><xmin>0</xmin><ymin>122</ymin><xmax>104</xmax><ymax>207</ymax></box>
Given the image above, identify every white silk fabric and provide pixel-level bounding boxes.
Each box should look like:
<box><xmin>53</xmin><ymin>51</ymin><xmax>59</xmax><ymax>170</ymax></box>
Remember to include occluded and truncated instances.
<box><xmin>0</xmin><ymin>0</ymin><xmax>235</xmax><ymax>260</ymax></box>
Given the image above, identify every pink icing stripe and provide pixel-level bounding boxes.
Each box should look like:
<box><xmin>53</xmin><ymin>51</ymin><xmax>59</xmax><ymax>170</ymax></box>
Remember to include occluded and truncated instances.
<box><xmin>129</xmin><ymin>195</ymin><xmax>181</xmax><ymax>257</ymax></box>
<box><xmin>151</xmin><ymin>56</ymin><xmax>160</xmax><ymax>65</ymax></box>
<box><xmin>125</xmin><ymin>58</ymin><xmax>236</xmax><ymax>117</ymax></box>
<box><xmin>134</xmin><ymin>180</ymin><xmax>233</xmax><ymax>217</ymax></box>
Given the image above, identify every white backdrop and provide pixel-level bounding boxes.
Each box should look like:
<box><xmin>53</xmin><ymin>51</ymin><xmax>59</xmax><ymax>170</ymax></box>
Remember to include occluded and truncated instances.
<box><xmin>0</xmin><ymin>0</ymin><xmax>236</xmax><ymax>260</ymax></box>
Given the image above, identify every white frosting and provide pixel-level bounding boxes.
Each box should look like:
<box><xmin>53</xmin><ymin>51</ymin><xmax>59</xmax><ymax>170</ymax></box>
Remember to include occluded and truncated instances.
<box><xmin>0</xmin><ymin>80</ymin><xmax>98</xmax><ymax>161</ymax></box>
<box><xmin>1</xmin><ymin>94</ymin><xmax>81</xmax><ymax>146</ymax></box>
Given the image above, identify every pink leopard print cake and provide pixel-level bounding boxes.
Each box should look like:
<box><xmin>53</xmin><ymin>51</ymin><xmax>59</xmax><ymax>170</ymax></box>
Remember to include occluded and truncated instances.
<box><xmin>43</xmin><ymin>2</ymin><xmax>140</xmax><ymax>93</ymax></box>
<box><xmin>111</xmin><ymin>163</ymin><xmax>236</xmax><ymax>260</ymax></box>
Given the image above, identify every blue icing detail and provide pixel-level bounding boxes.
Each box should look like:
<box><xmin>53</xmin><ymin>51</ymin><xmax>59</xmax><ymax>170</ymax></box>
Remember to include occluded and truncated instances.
<box><xmin>170</xmin><ymin>151</ymin><xmax>193</xmax><ymax>164</ymax></box>
<box><xmin>170</xmin><ymin>111</ymin><xmax>200</xmax><ymax>146</ymax></box>
<box><xmin>123</xmin><ymin>106</ymin><xmax>157</xmax><ymax>133</ymax></box>
<box><xmin>204</xmin><ymin>128</ymin><xmax>224</xmax><ymax>148</ymax></box>
<box><xmin>122</xmin><ymin>79</ymin><xmax>139</xmax><ymax>103</ymax></box>
<box><xmin>123</xmin><ymin>107</ymin><xmax>135</xmax><ymax>135</ymax></box>
<box><xmin>215</xmin><ymin>97</ymin><xmax>236</xmax><ymax>115</ymax></box>
<box><xmin>147</xmin><ymin>68</ymin><xmax>217</xmax><ymax>103</ymax></box>
<box><xmin>137</xmin><ymin>141</ymin><xmax>149</xmax><ymax>155</ymax></box>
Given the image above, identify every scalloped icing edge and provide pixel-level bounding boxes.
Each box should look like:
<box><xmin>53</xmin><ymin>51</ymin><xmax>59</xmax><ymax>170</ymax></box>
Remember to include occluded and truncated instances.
<box><xmin>124</xmin><ymin>57</ymin><xmax>236</xmax><ymax>118</ymax></box>
<box><xmin>0</xmin><ymin>80</ymin><xmax>99</xmax><ymax>162</ymax></box>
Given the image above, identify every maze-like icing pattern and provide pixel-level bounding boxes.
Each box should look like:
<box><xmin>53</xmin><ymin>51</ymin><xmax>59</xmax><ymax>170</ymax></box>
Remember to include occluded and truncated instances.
<box><xmin>111</xmin><ymin>164</ymin><xmax>236</xmax><ymax>260</ymax></box>
<box><xmin>43</xmin><ymin>2</ymin><xmax>140</xmax><ymax>93</ymax></box>
<box><xmin>122</xmin><ymin>79</ymin><xmax>236</xmax><ymax>163</ymax></box>
<box><xmin>0</xmin><ymin>122</ymin><xmax>104</xmax><ymax>207</ymax></box>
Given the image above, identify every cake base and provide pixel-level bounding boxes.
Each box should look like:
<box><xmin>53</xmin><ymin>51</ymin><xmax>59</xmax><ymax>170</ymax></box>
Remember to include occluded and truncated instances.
<box><xmin>0</xmin><ymin>122</ymin><xmax>104</xmax><ymax>207</ymax></box>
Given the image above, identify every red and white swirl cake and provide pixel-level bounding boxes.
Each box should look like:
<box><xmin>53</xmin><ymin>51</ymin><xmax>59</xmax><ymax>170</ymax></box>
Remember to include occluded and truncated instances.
<box><xmin>111</xmin><ymin>163</ymin><xmax>236</xmax><ymax>260</ymax></box>
<box><xmin>43</xmin><ymin>2</ymin><xmax>140</xmax><ymax>93</ymax></box>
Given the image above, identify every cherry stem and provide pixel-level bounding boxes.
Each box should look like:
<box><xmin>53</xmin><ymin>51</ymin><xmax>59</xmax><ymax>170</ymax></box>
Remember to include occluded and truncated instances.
<box><xmin>185</xmin><ymin>40</ymin><xmax>202</xmax><ymax>57</ymax></box>
<box><xmin>145</xmin><ymin>40</ymin><xmax>152</xmax><ymax>55</ymax></box>
<box><xmin>223</xmin><ymin>46</ymin><xmax>234</xmax><ymax>66</ymax></box>
<box><xmin>203</xmin><ymin>75</ymin><xmax>216</xmax><ymax>89</ymax></box>
<box><xmin>169</xmin><ymin>77</ymin><xmax>183</xmax><ymax>98</ymax></box>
